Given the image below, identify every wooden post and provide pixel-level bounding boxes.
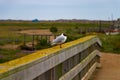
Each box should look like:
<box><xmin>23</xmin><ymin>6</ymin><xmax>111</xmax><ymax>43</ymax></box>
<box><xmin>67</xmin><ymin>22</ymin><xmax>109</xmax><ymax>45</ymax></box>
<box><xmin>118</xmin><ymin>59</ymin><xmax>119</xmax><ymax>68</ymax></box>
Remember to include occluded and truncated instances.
<box><xmin>48</xmin><ymin>35</ymin><xmax>50</xmax><ymax>43</ymax></box>
<box><xmin>23</xmin><ymin>34</ymin><xmax>26</xmax><ymax>46</ymax></box>
<box><xmin>41</xmin><ymin>35</ymin><xmax>43</xmax><ymax>40</ymax></box>
<box><xmin>32</xmin><ymin>35</ymin><xmax>35</xmax><ymax>50</ymax></box>
<box><xmin>39</xmin><ymin>35</ymin><xmax>41</xmax><ymax>40</ymax></box>
<box><xmin>45</xmin><ymin>35</ymin><xmax>48</xmax><ymax>42</ymax></box>
<box><xmin>36</xmin><ymin>35</ymin><xmax>39</xmax><ymax>44</ymax></box>
<box><xmin>46</xmin><ymin>35</ymin><xmax>47</xmax><ymax>40</ymax></box>
<box><xmin>54</xmin><ymin>34</ymin><xmax>57</xmax><ymax>39</ymax></box>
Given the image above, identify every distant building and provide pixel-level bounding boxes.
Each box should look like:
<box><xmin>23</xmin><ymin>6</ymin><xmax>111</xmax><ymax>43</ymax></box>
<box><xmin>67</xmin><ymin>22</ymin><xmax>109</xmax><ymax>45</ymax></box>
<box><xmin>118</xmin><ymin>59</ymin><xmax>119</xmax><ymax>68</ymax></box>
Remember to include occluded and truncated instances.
<box><xmin>105</xmin><ymin>18</ymin><xmax>120</xmax><ymax>35</ymax></box>
<box><xmin>106</xmin><ymin>28</ymin><xmax>120</xmax><ymax>35</ymax></box>
<box><xmin>32</xmin><ymin>19</ymin><xmax>39</xmax><ymax>22</ymax></box>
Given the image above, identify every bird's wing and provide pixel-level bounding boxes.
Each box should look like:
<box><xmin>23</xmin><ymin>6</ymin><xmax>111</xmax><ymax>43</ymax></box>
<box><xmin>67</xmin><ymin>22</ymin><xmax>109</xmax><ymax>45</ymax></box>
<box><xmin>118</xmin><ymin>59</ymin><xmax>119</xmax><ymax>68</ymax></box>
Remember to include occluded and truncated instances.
<box><xmin>51</xmin><ymin>35</ymin><xmax>64</xmax><ymax>45</ymax></box>
<box><xmin>53</xmin><ymin>36</ymin><xmax>64</xmax><ymax>43</ymax></box>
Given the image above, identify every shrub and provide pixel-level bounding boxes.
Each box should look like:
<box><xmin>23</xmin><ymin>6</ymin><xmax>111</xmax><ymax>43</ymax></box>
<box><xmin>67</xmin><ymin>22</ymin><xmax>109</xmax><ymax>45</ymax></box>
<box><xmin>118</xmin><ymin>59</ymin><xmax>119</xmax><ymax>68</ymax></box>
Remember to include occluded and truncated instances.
<box><xmin>112</xmin><ymin>37</ymin><xmax>120</xmax><ymax>53</ymax></box>
<box><xmin>20</xmin><ymin>44</ymin><xmax>34</xmax><ymax>51</ymax></box>
<box><xmin>50</xmin><ymin>27</ymin><xmax>58</xmax><ymax>33</ymax></box>
<box><xmin>66</xmin><ymin>34</ymin><xmax>83</xmax><ymax>42</ymax></box>
<box><xmin>0</xmin><ymin>48</ymin><xmax>20</xmax><ymax>63</ymax></box>
<box><xmin>35</xmin><ymin>39</ymin><xmax>51</xmax><ymax>50</ymax></box>
<box><xmin>98</xmin><ymin>34</ymin><xmax>120</xmax><ymax>53</ymax></box>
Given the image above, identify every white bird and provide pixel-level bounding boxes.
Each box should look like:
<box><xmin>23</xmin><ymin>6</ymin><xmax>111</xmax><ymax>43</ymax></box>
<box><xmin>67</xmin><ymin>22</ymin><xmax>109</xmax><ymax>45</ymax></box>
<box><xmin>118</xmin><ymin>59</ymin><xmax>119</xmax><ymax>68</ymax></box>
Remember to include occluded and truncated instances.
<box><xmin>51</xmin><ymin>33</ymin><xmax>67</xmax><ymax>48</ymax></box>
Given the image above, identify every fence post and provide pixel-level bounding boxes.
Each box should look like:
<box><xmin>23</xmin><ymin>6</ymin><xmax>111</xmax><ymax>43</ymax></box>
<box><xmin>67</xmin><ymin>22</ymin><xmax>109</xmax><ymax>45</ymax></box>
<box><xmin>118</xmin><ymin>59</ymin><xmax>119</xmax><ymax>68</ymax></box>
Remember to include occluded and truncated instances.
<box><xmin>23</xmin><ymin>34</ymin><xmax>26</xmax><ymax>46</ymax></box>
<box><xmin>32</xmin><ymin>35</ymin><xmax>35</xmax><ymax>50</ymax></box>
<box><xmin>36</xmin><ymin>35</ymin><xmax>39</xmax><ymax>44</ymax></box>
<box><xmin>47</xmin><ymin>35</ymin><xmax>50</xmax><ymax>43</ymax></box>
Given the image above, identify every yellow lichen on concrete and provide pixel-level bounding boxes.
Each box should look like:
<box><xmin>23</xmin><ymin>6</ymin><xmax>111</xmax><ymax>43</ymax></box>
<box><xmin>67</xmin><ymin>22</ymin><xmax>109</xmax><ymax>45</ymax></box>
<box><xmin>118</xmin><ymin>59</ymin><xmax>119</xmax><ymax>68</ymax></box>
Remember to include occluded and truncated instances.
<box><xmin>0</xmin><ymin>35</ymin><xmax>96</xmax><ymax>74</ymax></box>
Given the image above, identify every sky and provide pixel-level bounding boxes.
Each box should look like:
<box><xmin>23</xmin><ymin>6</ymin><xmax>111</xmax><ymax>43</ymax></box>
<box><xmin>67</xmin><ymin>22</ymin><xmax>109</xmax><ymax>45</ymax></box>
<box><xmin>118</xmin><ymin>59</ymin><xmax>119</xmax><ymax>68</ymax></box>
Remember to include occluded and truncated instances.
<box><xmin>0</xmin><ymin>0</ymin><xmax>120</xmax><ymax>20</ymax></box>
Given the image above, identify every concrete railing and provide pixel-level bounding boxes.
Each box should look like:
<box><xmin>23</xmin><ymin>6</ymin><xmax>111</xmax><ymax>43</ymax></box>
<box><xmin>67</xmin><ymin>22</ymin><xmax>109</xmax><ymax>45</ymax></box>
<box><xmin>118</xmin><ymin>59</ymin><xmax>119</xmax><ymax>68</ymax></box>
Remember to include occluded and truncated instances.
<box><xmin>0</xmin><ymin>35</ymin><xmax>102</xmax><ymax>80</ymax></box>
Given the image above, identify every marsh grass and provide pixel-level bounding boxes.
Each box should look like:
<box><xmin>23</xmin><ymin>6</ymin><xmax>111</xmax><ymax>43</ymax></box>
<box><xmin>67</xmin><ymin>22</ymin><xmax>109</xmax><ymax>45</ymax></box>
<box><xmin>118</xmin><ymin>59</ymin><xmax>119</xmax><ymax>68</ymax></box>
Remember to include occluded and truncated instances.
<box><xmin>0</xmin><ymin>48</ymin><xmax>21</xmax><ymax>63</ymax></box>
<box><xmin>98</xmin><ymin>34</ymin><xmax>120</xmax><ymax>54</ymax></box>
<box><xmin>0</xmin><ymin>21</ymin><xmax>112</xmax><ymax>63</ymax></box>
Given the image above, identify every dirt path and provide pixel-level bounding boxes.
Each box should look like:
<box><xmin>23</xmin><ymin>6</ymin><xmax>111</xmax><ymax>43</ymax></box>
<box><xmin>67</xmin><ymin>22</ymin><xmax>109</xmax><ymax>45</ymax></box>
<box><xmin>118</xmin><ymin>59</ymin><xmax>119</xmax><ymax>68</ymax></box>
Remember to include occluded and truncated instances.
<box><xmin>90</xmin><ymin>53</ymin><xmax>120</xmax><ymax>80</ymax></box>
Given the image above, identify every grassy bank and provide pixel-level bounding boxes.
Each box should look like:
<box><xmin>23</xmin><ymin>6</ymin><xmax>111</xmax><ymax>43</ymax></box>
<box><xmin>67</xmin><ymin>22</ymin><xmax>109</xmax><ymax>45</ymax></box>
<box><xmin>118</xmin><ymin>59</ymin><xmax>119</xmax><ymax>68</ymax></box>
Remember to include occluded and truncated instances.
<box><xmin>0</xmin><ymin>49</ymin><xmax>21</xmax><ymax>63</ymax></box>
<box><xmin>98</xmin><ymin>34</ymin><xmax>120</xmax><ymax>54</ymax></box>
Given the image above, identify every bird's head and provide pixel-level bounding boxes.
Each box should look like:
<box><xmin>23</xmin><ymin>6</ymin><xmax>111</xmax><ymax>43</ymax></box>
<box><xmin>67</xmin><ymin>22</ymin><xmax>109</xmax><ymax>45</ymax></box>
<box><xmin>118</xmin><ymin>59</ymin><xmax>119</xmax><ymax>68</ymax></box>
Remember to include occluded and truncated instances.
<box><xmin>62</xmin><ymin>33</ymin><xmax>67</xmax><ymax>36</ymax></box>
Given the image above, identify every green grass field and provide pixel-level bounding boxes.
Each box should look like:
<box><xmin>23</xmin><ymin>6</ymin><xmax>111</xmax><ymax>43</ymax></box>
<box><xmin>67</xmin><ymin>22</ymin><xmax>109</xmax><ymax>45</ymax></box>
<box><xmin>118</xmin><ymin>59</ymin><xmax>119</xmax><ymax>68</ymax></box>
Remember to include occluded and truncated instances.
<box><xmin>1</xmin><ymin>21</ymin><xmax>119</xmax><ymax>63</ymax></box>
<box><xmin>0</xmin><ymin>21</ymin><xmax>110</xmax><ymax>43</ymax></box>
<box><xmin>98</xmin><ymin>34</ymin><xmax>120</xmax><ymax>53</ymax></box>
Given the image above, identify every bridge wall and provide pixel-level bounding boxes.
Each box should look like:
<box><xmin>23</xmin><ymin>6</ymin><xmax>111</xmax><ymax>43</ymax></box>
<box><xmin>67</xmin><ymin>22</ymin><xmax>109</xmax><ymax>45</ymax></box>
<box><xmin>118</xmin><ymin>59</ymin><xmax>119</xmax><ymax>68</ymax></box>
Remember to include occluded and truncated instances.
<box><xmin>0</xmin><ymin>36</ymin><xmax>101</xmax><ymax>80</ymax></box>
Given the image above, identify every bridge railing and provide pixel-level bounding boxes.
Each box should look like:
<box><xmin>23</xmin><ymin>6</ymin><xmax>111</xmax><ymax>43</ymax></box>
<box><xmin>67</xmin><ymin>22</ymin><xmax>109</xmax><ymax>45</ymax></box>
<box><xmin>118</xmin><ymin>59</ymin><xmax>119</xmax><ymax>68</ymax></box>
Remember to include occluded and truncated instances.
<box><xmin>0</xmin><ymin>35</ymin><xmax>101</xmax><ymax>80</ymax></box>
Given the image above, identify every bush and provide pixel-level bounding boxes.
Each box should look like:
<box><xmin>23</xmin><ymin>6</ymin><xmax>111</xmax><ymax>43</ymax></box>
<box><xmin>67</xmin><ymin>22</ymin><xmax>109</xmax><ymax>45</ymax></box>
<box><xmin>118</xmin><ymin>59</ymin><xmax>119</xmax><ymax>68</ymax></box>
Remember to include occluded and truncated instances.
<box><xmin>0</xmin><ymin>48</ymin><xmax>20</xmax><ymax>63</ymax></box>
<box><xmin>65</xmin><ymin>28</ymin><xmax>72</xmax><ymax>34</ymax></box>
<box><xmin>35</xmin><ymin>39</ymin><xmax>51</xmax><ymax>50</ymax></box>
<box><xmin>112</xmin><ymin>37</ymin><xmax>120</xmax><ymax>53</ymax></box>
<box><xmin>98</xmin><ymin>34</ymin><xmax>120</xmax><ymax>53</ymax></box>
<box><xmin>50</xmin><ymin>27</ymin><xmax>58</xmax><ymax>33</ymax></box>
<box><xmin>66</xmin><ymin>34</ymin><xmax>83</xmax><ymax>42</ymax></box>
<box><xmin>20</xmin><ymin>44</ymin><xmax>34</xmax><ymax>51</ymax></box>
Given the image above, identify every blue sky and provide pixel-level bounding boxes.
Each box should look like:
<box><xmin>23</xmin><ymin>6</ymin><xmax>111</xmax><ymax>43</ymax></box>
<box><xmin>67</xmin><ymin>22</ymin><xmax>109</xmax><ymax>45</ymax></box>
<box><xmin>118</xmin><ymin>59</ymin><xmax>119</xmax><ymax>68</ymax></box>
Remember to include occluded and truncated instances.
<box><xmin>0</xmin><ymin>0</ymin><xmax>120</xmax><ymax>20</ymax></box>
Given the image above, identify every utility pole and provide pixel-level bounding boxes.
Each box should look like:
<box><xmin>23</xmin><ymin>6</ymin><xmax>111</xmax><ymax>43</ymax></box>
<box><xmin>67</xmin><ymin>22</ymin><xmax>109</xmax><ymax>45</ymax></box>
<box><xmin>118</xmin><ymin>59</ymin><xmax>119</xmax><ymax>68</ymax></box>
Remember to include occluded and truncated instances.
<box><xmin>99</xmin><ymin>20</ymin><xmax>102</xmax><ymax>32</ymax></box>
<box><xmin>111</xmin><ymin>13</ymin><xmax>114</xmax><ymax>29</ymax></box>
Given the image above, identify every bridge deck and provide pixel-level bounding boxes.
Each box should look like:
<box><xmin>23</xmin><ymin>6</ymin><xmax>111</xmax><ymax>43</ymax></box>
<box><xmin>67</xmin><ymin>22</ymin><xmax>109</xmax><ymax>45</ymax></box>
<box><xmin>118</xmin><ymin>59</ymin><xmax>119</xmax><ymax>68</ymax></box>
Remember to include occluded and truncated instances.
<box><xmin>90</xmin><ymin>53</ymin><xmax>120</xmax><ymax>80</ymax></box>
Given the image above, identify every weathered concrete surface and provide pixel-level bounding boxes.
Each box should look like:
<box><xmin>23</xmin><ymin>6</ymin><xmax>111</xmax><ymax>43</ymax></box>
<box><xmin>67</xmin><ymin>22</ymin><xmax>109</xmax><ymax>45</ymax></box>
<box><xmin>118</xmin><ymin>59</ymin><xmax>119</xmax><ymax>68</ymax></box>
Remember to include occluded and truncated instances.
<box><xmin>0</xmin><ymin>36</ymin><xmax>101</xmax><ymax>80</ymax></box>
